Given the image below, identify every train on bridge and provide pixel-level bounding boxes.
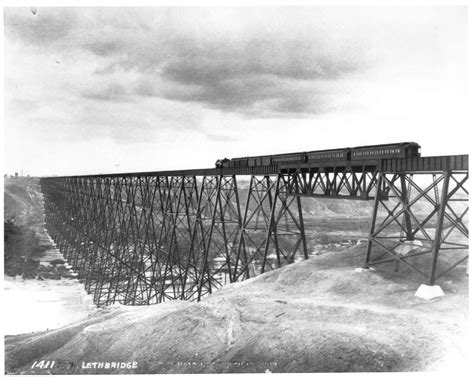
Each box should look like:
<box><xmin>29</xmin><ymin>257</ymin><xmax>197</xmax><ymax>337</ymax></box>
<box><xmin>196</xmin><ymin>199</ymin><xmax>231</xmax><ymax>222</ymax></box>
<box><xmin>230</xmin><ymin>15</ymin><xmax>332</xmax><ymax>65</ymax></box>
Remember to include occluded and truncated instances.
<box><xmin>215</xmin><ymin>142</ymin><xmax>421</xmax><ymax>168</ymax></box>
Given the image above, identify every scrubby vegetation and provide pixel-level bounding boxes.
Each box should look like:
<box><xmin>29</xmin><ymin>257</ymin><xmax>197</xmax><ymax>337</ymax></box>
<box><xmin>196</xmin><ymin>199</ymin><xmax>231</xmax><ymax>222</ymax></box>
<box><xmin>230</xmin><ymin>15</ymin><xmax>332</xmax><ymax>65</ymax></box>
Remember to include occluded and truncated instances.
<box><xmin>4</xmin><ymin>219</ymin><xmax>44</xmax><ymax>278</ymax></box>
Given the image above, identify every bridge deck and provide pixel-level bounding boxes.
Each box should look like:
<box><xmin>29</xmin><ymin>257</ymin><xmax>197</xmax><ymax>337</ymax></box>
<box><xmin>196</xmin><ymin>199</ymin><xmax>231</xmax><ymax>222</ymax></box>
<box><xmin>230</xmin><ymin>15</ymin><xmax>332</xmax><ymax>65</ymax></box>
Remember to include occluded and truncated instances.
<box><xmin>44</xmin><ymin>154</ymin><xmax>468</xmax><ymax>179</ymax></box>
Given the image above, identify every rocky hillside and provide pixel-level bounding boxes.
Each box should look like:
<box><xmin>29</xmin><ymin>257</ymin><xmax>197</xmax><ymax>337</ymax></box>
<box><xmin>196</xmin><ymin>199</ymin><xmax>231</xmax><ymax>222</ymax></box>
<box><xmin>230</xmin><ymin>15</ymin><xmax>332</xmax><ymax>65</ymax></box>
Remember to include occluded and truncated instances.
<box><xmin>4</xmin><ymin>178</ymin><xmax>73</xmax><ymax>279</ymax></box>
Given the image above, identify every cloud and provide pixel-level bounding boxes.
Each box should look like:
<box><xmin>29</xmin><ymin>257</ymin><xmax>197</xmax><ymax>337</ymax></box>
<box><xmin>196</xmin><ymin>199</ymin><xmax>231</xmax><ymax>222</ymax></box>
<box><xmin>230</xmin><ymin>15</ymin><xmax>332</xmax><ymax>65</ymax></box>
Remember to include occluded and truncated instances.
<box><xmin>159</xmin><ymin>37</ymin><xmax>361</xmax><ymax>84</ymax></box>
<box><xmin>133</xmin><ymin>73</ymin><xmax>333</xmax><ymax>116</ymax></box>
<box><xmin>81</xmin><ymin>83</ymin><xmax>134</xmax><ymax>102</ymax></box>
<box><xmin>122</xmin><ymin>34</ymin><xmax>364</xmax><ymax>115</ymax></box>
<box><xmin>6</xmin><ymin>99</ymin><xmax>39</xmax><ymax>115</ymax></box>
<box><xmin>4</xmin><ymin>7</ymin><xmax>77</xmax><ymax>46</ymax></box>
<box><xmin>205</xmin><ymin>133</ymin><xmax>237</xmax><ymax>142</ymax></box>
<box><xmin>83</xmin><ymin>40</ymin><xmax>125</xmax><ymax>57</ymax></box>
<box><xmin>5</xmin><ymin>8</ymin><xmax>368</xmax><ymax>117</ymax></box>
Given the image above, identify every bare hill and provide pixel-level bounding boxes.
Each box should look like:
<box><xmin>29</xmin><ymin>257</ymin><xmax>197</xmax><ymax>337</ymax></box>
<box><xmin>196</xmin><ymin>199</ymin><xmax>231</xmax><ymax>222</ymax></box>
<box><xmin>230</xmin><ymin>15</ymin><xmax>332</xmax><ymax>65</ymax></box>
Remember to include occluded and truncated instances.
<box><xmin>5</xmin><ymin>245</ymin><xmax>469</xmax><ymax>374</ymax></box>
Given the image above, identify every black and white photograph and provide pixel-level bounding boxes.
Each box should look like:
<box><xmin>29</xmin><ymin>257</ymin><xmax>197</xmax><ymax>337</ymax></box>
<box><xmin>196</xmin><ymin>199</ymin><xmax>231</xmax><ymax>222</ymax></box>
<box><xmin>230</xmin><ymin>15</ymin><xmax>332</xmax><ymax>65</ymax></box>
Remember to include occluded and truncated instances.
<box><xmin>2</xmin><ymin>2</ymin><xmax>471</xmax><ymax>374</ymax></box>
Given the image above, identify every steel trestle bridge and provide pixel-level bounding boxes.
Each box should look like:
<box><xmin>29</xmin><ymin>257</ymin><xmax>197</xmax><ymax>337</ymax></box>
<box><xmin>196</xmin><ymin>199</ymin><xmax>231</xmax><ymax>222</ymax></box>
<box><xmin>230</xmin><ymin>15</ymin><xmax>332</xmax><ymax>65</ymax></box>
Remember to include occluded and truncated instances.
<box><xmin>40</xmin><ymin>152</ymin><xmax>469</xmax><ymax>306</ymax></box>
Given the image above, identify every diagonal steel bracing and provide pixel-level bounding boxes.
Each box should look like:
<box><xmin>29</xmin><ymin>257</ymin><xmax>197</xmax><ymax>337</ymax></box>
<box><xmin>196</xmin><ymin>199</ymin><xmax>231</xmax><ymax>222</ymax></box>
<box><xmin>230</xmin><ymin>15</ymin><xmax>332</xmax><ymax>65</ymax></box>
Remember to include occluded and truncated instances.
<box><xmin>41</xmin><ymin>174</ymin><xmax>307</xmax><ymax>306</ymax></box>
<box><xmin>274</xmin><ymin>166</ymin><xmax>468</xmax><ymax>286</ymax></box>
<box><xmin>364</xmin><ymin>171</ymin><xmax>469</xmax><ymax>284</ymax></box>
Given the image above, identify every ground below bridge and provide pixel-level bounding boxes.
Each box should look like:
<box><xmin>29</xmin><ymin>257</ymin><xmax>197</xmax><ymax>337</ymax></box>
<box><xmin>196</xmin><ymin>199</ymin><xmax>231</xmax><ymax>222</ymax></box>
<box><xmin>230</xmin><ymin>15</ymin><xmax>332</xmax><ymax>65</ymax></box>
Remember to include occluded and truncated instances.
<box><xmin>5</xmin><ymin>243</ymin><xmax>469</xmax><ymax>374</ymax></box>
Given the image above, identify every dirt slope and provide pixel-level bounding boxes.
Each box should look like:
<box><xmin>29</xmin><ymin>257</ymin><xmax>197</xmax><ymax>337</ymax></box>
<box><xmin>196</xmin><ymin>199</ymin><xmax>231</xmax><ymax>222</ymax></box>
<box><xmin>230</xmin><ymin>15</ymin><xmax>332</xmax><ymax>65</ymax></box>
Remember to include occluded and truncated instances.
<box><xmin>4</xmin><ymin>178</ymin><xmax>45</xmax><ymax>229</ymax></box>
<box><xmin>5</xmin><ymin>245</ymin><xmax>469</xmax><ymax>374</ymax></box>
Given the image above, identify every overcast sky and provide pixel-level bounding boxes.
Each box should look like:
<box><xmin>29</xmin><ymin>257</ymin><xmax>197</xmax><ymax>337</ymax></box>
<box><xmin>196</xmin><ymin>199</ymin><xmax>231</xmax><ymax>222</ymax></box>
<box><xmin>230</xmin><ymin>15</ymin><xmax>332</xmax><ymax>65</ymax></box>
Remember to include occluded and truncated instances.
<box><xmin>3</xmin><ymin>6</ymin><xmax>468</xmax><ymax>176</ymax></box>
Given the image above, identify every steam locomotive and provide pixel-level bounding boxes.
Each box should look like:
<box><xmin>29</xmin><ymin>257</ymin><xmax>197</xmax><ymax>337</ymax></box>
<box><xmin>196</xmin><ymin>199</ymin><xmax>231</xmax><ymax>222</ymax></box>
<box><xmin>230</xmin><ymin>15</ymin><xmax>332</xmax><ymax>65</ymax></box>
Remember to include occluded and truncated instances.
<box><xmin>215</xmin><ymin>142</ymin><xmax>420</xmax><ymax>168</ymax></box>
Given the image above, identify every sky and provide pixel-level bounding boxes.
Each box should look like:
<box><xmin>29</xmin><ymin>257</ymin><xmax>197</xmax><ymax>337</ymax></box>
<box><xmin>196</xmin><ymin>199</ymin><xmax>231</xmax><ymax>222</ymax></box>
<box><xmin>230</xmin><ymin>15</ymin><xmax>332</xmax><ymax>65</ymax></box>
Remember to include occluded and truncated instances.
<box><xmin>3</xmin><ymin>6</ymin><xmax>469</xmax><ymax>176</ymax></box>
